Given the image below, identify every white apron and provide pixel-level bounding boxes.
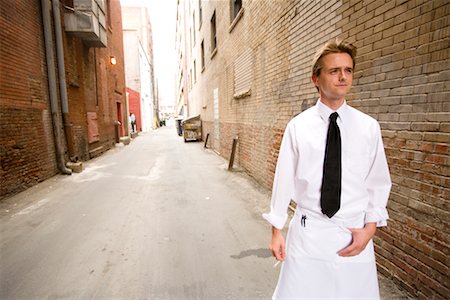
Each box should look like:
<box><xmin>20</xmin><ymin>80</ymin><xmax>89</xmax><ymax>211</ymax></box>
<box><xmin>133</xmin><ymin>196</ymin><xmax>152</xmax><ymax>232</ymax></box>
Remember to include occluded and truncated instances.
<box><xmin>273</xmin><ymin>211</ymin><xmax>380</xmax><ymax>300</ymax></box>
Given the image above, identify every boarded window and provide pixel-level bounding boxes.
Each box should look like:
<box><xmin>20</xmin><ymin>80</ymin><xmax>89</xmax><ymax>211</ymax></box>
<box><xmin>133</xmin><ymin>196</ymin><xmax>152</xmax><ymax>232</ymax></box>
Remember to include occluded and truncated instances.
<box><xmin>233</xmin><ymin>48</ymin><xmax>252</xmax><ymax>99</ymax></box>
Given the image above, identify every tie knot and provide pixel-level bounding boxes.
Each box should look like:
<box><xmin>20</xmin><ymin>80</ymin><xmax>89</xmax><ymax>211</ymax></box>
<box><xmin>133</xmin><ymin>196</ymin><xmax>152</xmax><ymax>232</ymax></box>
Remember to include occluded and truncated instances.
<box><xmin>330</xmin><ymin>112</ymin><xmax>339</xmax><ymax>122</ymax></box>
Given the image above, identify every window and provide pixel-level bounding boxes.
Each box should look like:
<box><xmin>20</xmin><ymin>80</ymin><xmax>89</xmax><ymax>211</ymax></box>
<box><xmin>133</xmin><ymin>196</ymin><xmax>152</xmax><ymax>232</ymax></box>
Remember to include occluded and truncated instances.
<box><xmin>229</xmin><ymin>0</ymin><xmax>244</xmax><ymax>32</ymax></box>
<box><xmin>193</xmin><ymin>12</ymin><xmax>196</xmax><ymax>46</ymax></box>
<box><xmin>231</xmin><ymin>0</ymin><xmax>242</xmax><ymax>21</ymax></box>
<box><xmin>198</xmin><ymin>0</ymin><xmax>202</xmax><ymax>28</ymax></box>
<box><xmin>189</xmin><ymin>69</ymin><xmax>192</xmax><ymax>91</ymax></box>
<box><xmin>200</xmin><ymin>40</ymin><xmax>205</xmax><ymax>71</ymax></box>
<box><xmin>233</xmin><ymin>48</ymin><xmax>253</xmax><ymax>99</ymax></box>
<box><xmin>193</xmin><ymin>60</ymin><xmax>197</xmax><ymax>82</ymax></box>
<box><xmin>210</xmin><ymin>11</ymin><xmax>217</xmax><ymax>54</ymax></box>
<box><xmin>105</xmin><ymin>0</ymin><xmax>112</xmax><ymax>28</ymax></box>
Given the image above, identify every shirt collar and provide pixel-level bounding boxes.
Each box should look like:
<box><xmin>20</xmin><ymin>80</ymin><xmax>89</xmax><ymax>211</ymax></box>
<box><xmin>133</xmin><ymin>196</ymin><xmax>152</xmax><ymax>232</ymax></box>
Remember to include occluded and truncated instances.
<box><xmin>316</xmin><ymin>98</ymin><xmax>348</xmax><ymax>123</ymax></box>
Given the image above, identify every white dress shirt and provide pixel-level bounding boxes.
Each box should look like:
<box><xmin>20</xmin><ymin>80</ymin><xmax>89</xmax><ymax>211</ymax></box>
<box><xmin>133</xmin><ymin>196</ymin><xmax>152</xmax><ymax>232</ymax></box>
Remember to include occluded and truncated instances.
<box><xmin>263</xmin><ymin>99</ymin><xmax>391</xmax><ymax>230</ymax></box>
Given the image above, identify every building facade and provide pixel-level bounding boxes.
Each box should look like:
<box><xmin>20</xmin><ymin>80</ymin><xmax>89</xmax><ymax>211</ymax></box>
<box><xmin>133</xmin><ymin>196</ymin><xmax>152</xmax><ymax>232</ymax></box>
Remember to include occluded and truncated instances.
<box><xmin>175</xmin><ymin>0</ymin><xmax>190</xmax><ymax>118</ymax></box>
<box><xmin>0</xmin><ymin>0</ymin><xmax>127</xmax><ymax>198</ymax></box>
<box><xmin>176</xmin><ymin>0</ymin><xmax>449</xmax><ymax>298</ymax></box>
<box><xmin>122</xmin><ymin>6</ymin><xmax>158</xmax><ymax>132</ymax></box>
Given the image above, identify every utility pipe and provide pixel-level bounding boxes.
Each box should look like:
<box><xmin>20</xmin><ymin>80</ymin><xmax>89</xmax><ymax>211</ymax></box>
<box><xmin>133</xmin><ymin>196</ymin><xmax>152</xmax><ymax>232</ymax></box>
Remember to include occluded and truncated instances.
<box><xmin>40</xmin><ymin>0</ymin><xmax>72</xmax><ymax>175</ymax></box>
<box><xmin>52</xmin><ymin>0</ymin><xmax>76</xmax><ymax>161</ymax></box>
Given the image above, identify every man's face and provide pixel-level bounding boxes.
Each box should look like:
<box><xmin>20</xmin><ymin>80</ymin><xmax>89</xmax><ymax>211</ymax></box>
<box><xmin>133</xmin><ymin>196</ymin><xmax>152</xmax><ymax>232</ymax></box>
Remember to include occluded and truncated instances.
<box><xmin>312</xmin><ymin>53</ymin><xmax>354</xmax><ymax>102</ymax></box>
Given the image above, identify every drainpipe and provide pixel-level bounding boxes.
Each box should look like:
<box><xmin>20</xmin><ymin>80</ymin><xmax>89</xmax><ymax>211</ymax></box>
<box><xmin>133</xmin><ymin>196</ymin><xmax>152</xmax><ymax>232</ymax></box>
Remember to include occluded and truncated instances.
<box><xmin>40</xmin><ymin>0</ymin><xmax>72</xmax><ymax>175</ymax></box>
<box><xmin>52</xmin><ymin>0</ymin><xmax>76</xmax><ymax>161</ymax></box>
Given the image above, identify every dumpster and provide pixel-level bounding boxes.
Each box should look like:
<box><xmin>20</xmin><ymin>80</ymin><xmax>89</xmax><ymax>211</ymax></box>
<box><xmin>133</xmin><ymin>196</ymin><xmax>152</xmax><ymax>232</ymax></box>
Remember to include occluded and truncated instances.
<box><xmin>181</xmin><ymin>115</ymin><xmax>202</xmax><ymax>142</ymax></box>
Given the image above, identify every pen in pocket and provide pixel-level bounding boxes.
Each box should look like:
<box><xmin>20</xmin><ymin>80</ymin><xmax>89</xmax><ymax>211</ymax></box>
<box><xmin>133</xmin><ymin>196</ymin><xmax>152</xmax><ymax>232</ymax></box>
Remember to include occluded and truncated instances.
<box><xmin>301</xmin><ymin>214</ymin><xmax>307</xmax><ymax>227</ymax></box>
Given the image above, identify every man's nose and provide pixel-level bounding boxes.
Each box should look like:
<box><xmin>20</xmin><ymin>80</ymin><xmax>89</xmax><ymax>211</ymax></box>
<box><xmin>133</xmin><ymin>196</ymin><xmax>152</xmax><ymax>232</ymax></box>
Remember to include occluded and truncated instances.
<box><xmin>339</xmin><ymin>70</ymin><xmax>347</xmax><ymax>81</ymax></box>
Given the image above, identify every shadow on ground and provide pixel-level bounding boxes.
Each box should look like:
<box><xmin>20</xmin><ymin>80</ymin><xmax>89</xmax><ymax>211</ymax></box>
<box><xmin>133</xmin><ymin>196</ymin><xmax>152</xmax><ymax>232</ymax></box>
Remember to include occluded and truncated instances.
<box><xmin>230</xmin><ymin>248</ymin><xmax>272</xmax><ymax>259</ymax></box>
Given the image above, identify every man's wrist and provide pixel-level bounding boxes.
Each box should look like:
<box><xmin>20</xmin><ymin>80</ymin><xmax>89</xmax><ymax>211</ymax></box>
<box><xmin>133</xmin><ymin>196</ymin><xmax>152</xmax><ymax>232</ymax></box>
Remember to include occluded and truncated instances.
<box><xmin>364</xmin><ymin>222</ymin><xmax>377</xmax><ymax>236</ymax></box>
<box><xmin>272</xmin><ymin>226</ymin><xmax>282</xmax><ymax>236</ymax></box>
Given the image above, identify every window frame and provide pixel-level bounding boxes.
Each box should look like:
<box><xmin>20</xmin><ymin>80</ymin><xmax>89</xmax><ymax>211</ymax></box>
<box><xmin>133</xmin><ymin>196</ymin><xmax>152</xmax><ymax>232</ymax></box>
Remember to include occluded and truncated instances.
<box><xmin>192</xmin><ymin>12</ymin><xmax>196</xmax><ymax>46</ymax></box>
<box><xmin>210</xmin><ymin>10</ymin><xmax>217</xmax><ymax>58</ymax></box>
<box><xmin>198</xmin><ymin>0</ymin><xmax>203</xmax><ymax>29</ymax></box>
<box><xmin>231</xmin><ymin>0</ymin><xmax>242</xmax><ymax>22</ymax></box>
<box><xmin>229</xmin><ymin>0</ymin><xmax>244</xmax><ymax>33</ymax></box>
<box><xmin>200</xmin><ymin>40</ymin><xmax>205</xmax><ymax>72</ymax></box>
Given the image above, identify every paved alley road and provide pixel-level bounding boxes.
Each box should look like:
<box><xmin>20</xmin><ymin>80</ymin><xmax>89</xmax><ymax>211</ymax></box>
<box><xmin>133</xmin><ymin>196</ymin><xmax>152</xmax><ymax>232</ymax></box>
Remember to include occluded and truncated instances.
<box><xmin>0</xmin><ymin>123</ymin><xmax>278</xmax><ymax>299</ymax></box>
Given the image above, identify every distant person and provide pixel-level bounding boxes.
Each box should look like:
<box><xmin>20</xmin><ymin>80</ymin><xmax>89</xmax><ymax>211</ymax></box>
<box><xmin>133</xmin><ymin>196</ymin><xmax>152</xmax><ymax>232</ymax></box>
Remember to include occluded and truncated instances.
<box><xmin>130</xmin><ymin>113</ymin><xmax>136</xmax><ymax>133</ymax></box>
<box><xmin>263</xmin><ymin>39</ymin><xmax>391</xmax><ymax>299</ymax></box>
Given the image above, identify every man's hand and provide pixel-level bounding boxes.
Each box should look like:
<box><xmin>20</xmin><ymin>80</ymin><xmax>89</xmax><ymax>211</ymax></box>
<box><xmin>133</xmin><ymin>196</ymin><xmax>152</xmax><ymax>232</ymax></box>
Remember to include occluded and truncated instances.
<box><xmin>270</xmin><ymin>226</ymin><xmax>286</xmax><ymax>261</ymax></box>
<box><xmin>338</xmin><ymin>222</ymin><xmax>377</xmax><ymax>257</ymax></box>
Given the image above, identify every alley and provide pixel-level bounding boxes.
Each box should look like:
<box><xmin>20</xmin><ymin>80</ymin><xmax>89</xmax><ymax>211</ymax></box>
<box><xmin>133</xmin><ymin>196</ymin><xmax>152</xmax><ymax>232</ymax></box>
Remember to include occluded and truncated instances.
<box><xmin>0</xmin><ymin>122</ymin><xmax>278</xmax><ymax>299</ymax></box>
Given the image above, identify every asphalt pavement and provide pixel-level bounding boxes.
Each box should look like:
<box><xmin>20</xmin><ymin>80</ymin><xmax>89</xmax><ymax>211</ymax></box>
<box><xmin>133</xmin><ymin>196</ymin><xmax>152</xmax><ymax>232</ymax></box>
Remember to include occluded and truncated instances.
<box><xmin>0</xmin><ymin>121</ymin><xmax>412</xmax><ymax>299</ymax></box>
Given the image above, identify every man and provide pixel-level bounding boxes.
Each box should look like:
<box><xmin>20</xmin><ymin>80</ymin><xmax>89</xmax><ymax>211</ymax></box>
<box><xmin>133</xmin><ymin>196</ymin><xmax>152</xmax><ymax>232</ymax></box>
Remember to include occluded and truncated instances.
<box><xmin>130</xmin><ymin>113</ymin><xmax>136</xmax><ymax>133</ymax></box>
<box><xmin>263</xmin><ymin>39</ymin><xmax>391</xmax><ymax>299</ymax></box>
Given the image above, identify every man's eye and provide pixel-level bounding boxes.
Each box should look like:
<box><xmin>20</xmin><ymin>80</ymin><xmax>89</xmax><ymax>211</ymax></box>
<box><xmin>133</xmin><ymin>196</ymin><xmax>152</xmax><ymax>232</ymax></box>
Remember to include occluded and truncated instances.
<box><xmin>330</xmin><ymin>70</ymin><xmax>338</xmax><ymax>74</ymax></box>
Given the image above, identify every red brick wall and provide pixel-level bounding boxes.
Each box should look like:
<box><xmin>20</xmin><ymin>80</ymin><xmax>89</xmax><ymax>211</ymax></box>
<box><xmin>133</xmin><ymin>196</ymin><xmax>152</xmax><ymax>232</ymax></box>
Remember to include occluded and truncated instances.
<box><xmin>106</xmin><ymin>0</ymin><xmax>127</xmax><ymax>140</ymax></box>
<box><xmin>62</xmin><ymin>0</ymin><xmax>127</xmax><ymax>159</ymax></box>
<box><xmin>188</xmin><ymin>0</ymin><xmax>449</xmax><ymax>298</ymax></box>
<box><xmin>0</xmin><ymin>0</ymin><xmax>58</xmax><ymax>199</ymax></box>
<box><xmin>127</xmin><ymin>87</ymin><xmax>142</xmax><ymax>131</ymax></box>
<box><xmin>0</xmin><ymin>0</ymin><xmax>127</xmax><ymax>198</ymax></box>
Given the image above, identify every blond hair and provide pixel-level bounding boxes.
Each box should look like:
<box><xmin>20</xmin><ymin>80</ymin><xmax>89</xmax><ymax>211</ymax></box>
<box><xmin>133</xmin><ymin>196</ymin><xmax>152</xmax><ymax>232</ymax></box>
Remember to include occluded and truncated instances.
<box><xmin>312</xmin><ymin>39</ymin><xmax>357</xmax><ymax>77</ymax></box>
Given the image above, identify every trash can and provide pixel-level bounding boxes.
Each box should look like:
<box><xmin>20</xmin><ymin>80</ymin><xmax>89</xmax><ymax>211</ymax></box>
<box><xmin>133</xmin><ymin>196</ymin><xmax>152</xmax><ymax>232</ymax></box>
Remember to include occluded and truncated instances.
<box><xmin>181</xmin><ymin>115</ymin><xmax>202</xmax><ymax>142</ymax></box>
<box><xmin>175</xmin><ymin>117</ymin><xmax>183</xmax><ymax>136</ymax></box>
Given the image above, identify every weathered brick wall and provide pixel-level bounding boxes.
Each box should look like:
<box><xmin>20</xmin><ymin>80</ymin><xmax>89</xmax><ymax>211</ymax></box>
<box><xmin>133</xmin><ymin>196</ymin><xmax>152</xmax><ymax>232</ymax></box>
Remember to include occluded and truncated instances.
<box><xmin>188</xmin><ymin>0</ymin><xmax>449</xmax><ymax>298</ymax></box>
<box><xmin>0</xmin><ymin>0</ymin><xmax>59</xmax><ymax>199</ymax></box>
<box><xmin>62</xmin><ymin>0</ymin><xmax>127</xmax><ymax>159</ymax></box>
<box><xmin>104</xmin><ymin>0</ymin><xmax>127</xmax><ymax>139</ymax></box>
<box><xmin>340</xmin><ymin>1</ymin><xmax>449</xmax><ymax>298</ymax></box>
<box><xmin>0</xmin><ymin>0</ymin><xmax>127</xmax><ymax>198</ymax></box>
<box><xmin>127</xmin><ymin>87</ymin><xmax>142</xmax><ymax>131</ymax></box>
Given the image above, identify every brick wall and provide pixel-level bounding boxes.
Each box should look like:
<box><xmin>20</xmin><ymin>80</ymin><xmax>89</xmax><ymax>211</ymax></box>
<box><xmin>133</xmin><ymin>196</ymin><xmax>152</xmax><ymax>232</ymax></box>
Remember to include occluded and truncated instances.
<box><xmin>341</xmin><ymin>1</ymin><xmax>449</xmax><ymax>298</ymax></box>
<box><xmin>0</xmin><ymin>0</ymin><xmax>127</xmax><ymax>198</ymax></box>
<box><xmin>187</xmin><ymin>0</ymin><xmax>449</xmax><ymax>298</ymax></box>
<box><xmin>0</xmin><ymin>0</ymin><xmax>59</xmax><ymax>199</ymax></box>
<box><xmin>62</xmin><ymin>0</ymin><xmax>127</xmax><ymax>159</ymax></box>
<box><xmin>127</xmin><ymin>87</ymin><xmax>142</xmax><ymax>131</ymax></box>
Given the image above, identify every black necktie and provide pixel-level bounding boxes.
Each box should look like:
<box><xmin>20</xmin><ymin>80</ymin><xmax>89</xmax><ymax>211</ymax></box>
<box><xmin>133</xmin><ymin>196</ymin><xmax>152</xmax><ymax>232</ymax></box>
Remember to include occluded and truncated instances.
<box><xmin>320</xmin><ymin>112</ymin><xmax>341</xmax><ymax>218</ymax></box>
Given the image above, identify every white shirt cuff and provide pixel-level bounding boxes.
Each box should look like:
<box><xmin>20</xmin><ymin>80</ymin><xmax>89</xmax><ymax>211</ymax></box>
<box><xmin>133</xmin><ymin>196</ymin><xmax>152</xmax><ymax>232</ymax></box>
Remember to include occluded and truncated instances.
<box><xmin>365</xmin><ymin>208</ymin><xmax>389</xmax><ymax>227</ymax></box>
<box><xmin>262</xmin><ymin>212</ymin><xmax>288</xmax><ymax>230</ymax></box>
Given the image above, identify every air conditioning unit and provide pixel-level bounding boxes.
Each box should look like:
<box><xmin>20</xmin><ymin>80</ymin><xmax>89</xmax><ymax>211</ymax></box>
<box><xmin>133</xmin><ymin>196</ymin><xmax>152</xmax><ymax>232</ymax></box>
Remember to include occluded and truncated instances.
<box><xmin>64</xmin><ymin>0</ymin><xmax>107</xmax><ymax>48</ymax></box>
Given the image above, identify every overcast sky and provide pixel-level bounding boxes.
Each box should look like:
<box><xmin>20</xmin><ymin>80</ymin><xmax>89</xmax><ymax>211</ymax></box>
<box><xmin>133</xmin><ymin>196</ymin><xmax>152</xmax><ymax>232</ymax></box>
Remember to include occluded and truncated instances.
<box><xmin>120</xmin><ymin>0</ymin><xmax>177</xmax><ymax>107</ymax></box>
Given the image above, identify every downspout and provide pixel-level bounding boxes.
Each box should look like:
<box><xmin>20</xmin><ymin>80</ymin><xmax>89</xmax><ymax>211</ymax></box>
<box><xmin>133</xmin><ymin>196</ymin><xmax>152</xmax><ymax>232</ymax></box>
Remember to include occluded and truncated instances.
<box><xmin>40</xmin><ymin>0</ymin><xmax>72</xmax><ymax>175</ymax></box>
<box><xmin>52</xmin><ymin>0</ymin><xmax>76</xmax><ymax>161</ymax></box>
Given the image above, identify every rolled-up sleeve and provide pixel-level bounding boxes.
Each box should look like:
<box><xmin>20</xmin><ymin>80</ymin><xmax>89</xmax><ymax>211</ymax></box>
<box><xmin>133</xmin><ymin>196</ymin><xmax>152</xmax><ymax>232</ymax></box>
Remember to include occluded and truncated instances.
<box><xmin>364</xmin><ymin>122</ymin><xmax>392</xmax><ymax>227</ymax></box>
<box><xmin>263</xmin><ymin>122</ymin><xmax>298</xmax><ymax>230</ymax></box>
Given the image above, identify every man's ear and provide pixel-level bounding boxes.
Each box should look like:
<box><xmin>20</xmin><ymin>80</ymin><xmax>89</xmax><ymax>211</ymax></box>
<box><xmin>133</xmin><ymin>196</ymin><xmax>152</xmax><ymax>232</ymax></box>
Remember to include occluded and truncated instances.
<box><xmin>311</xmin><ymin>74</ymin><xmax>318</xmax><ymax>88</ymax></box>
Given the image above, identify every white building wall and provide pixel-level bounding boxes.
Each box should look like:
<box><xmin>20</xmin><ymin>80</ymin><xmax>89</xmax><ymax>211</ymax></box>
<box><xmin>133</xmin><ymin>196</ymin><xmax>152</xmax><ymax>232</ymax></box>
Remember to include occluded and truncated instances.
<box><xmin>122</xmin><ymin>5</ymin><xmax>156</xmax><ymax>131</ymax></box>
<box><xmin>123</xmin><ymin>31</ymin><xmax>140</xmax><ymax>92</ymax></box>
<box><xmin>139</xmin><ymin>43</ymin><xmax>154</xmax><ymax>132</ymax></box>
